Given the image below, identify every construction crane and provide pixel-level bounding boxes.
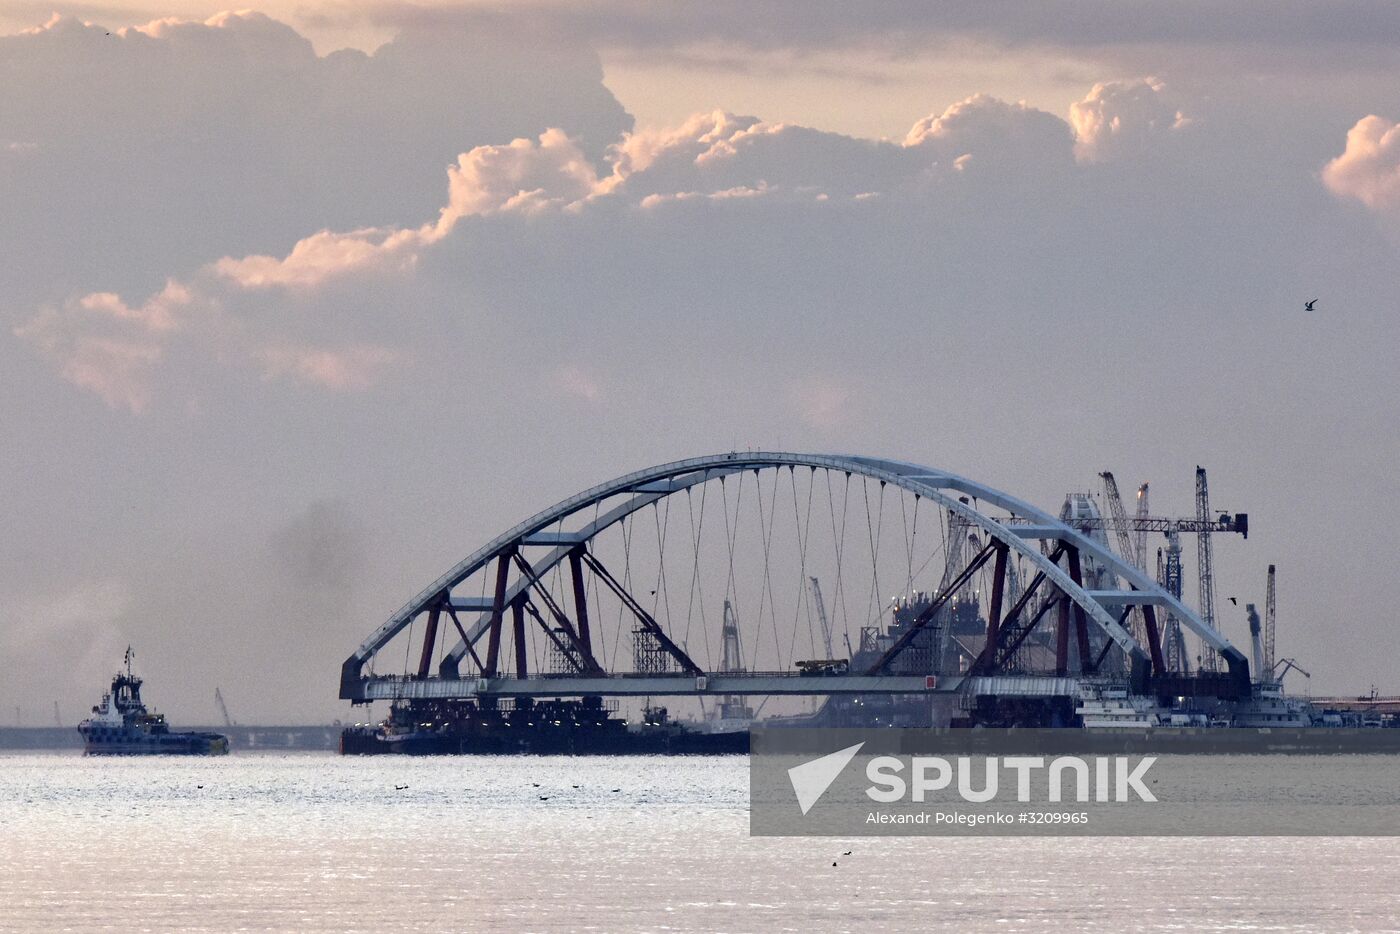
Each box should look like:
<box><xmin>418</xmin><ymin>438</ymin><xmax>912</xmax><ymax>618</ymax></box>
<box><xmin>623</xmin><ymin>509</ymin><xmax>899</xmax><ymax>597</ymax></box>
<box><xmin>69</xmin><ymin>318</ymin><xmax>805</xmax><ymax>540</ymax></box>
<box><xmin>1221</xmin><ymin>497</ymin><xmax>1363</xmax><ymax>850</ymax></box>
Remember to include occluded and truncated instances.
<box><xmin>1046</xmin><ymin>511</ymin><xmax>1247</xmax><ymax>537</ymax></box>
<box><xmin>1159</xmin><ymin>530</ymin><xmax>1188</xmax><ymax>673</ymax></box>
<box><xmin>1133</xmin><ymin>483</ymin><xmax>1150</xmax><ymax>570</ymax></box>
<box><xmin>719</xmin><ymin>600</ymin><xmax>744</xmax><ymax>673</ymax></box>
<box><xmin>1099</xmin><ymin>473</ymin><xmax>1138</xmax><ymax>567</ymax></box>
<box><xmin>1272</xmin><ymin>657</ymin><xmax>1310</xmax><ymax>683</ymax></box>
<box><xmin>1099</xmin><ymin>472</ymin><xmax>1145</xmax><ymax>644</ymax></box>
<box><xmin>1265</xmin><ymin>564</ymin><xmax>1277</xmax><ymax>679</ymax></box>
<box><xmin>715</xmin><ymin>600</ymin><xmax>753</xmax><ymax>721</ymax></box>
<box><xmin>214</xmin><ymin>687</ymin><xmax>235</xmax><ymax>727</ymax></box>
<box><xmin>1196</xmin><ymin>466</ymin><xmax>1219</xmax><ymax>672</ymax></box>
<box><xmin>1009</xmin><ymin>472</ymin><xmax>1245</xmax><ymax>676</ymax></box>
<box><xmin>808</xmin><ymin>577</ymin><xmax>834</xmax><ymax>660</ymax></box>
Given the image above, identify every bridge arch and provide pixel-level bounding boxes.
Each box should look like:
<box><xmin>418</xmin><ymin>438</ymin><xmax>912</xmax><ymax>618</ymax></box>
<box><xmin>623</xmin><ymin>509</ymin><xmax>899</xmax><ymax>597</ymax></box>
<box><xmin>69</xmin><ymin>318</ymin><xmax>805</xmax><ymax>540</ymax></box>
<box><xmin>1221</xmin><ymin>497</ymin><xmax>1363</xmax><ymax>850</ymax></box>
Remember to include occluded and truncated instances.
<box><xmin>341</xmin><ymin>453</ymin><xmax>1248</xmax><ymax>701</ymax></box>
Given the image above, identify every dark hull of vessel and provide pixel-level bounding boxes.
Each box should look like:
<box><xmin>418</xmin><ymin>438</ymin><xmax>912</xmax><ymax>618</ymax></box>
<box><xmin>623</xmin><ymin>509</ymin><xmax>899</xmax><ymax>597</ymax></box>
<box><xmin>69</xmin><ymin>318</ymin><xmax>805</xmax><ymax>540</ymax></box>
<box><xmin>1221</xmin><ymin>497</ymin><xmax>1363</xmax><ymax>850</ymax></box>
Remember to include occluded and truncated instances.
<box><xmin>340</xmin><ymin>726</ymin><xmax>749</xmax><ymax>756</ymax></box>
<box><xmin>79</xmin><ymin>729</ymin><xmax>229</xmax><ymax>756</ymax></box>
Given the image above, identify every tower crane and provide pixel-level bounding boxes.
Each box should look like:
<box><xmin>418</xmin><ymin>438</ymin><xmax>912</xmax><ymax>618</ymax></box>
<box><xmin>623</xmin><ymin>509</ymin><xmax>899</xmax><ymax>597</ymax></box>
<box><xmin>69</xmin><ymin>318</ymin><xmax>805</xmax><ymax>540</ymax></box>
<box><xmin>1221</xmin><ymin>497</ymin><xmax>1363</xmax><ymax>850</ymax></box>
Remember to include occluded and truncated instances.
<box><xmin>1196</xmin><ymin>466</ymin><xmax>1219</xmax><ymax>672</ymax></box>
<box><xmin>1034</xmin><ymin>468</ymin><xmax>1245</xmax><ymax>674</ymax></box>
<box><xmin>1133</xmin><ymin>483</ymin><xmax>1150</xmax><ymax>570</ymax></box>
<box><xmin>1159</xmin><ymin>530</ymin><xmax>1188</xmax><ymax>673</ymax></box>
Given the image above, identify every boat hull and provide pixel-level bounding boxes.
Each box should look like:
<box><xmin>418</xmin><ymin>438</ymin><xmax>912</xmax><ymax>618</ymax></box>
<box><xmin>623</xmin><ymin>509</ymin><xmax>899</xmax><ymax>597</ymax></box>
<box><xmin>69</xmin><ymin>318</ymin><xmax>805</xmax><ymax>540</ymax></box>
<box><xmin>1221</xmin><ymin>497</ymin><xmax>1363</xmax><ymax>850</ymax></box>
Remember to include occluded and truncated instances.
<box><xmin>340</xmin><ymin>726</ymin><xmax>748</xmax><ymax>756</ymax></box>
<box><xmin>79</xmin><ymin>729</ymin><xmax>229</xmax><ymax>756</ymax></box>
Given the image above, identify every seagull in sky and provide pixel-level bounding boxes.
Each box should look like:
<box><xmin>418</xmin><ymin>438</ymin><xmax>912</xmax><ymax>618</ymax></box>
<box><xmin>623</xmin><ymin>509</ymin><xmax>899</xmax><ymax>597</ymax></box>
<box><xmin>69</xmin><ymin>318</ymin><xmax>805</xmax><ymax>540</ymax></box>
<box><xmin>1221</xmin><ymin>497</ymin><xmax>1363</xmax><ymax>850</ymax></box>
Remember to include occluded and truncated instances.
<box><xmin>1304</xmin><ymin>299</ymin><xmax>1318</xmax><ymax>311</ymax></box>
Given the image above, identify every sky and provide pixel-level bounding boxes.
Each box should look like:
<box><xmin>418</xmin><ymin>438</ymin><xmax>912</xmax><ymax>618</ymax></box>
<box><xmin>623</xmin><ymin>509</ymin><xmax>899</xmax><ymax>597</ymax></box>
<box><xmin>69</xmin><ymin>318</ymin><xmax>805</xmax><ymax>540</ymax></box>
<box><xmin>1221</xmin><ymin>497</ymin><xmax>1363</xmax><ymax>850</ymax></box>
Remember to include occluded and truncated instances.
<box><xmin>2</xmin><ymin>2</ymin><xmax>1399</xmax><ymax>723</ymax></box>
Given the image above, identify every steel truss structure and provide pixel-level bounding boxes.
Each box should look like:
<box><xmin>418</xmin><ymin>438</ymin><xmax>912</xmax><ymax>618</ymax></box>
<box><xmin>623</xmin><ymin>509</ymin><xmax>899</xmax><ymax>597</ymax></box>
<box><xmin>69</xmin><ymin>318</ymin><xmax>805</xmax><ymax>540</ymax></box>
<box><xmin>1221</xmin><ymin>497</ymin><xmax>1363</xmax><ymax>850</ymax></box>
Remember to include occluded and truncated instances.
<box><xmin>341</xmin><ymin>453</ymin><xmax>1250</xmax><ymax>703</ymax></box>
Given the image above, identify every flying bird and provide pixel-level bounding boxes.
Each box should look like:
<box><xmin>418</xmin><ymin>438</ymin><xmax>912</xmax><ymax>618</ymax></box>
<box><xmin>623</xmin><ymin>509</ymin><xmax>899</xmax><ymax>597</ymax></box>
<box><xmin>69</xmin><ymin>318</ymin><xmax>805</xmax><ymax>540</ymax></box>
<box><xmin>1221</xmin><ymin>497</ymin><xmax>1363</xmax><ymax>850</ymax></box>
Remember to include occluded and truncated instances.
<box><xmin>1228</xmin><ymin>597</ymin><xmax>1238</xmax><ymax>606</ymax></box>
<box><xmin>1305</xmin><ymin>299</ymin><xmax>1318</xmax><ymax>311</ymax></box>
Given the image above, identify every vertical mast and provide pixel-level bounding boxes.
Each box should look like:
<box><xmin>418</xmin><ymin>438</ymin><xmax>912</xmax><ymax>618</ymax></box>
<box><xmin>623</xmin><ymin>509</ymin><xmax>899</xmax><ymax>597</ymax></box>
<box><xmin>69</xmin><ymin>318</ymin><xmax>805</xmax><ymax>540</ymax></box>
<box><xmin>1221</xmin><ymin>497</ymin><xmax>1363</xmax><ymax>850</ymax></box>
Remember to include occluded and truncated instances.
<box><xmin>1195</xmin><ymin>467</ymin><xmax>1219</xmax><ymax>672</ymax></box>
<box><xmin>1264</xmin><ymin>564</ymin><xmax>1277</xmax><ymax>680</ymax></box>
<box><xmin>1133</xmin><ymin>483</ymin><xmax>1150</xmax><ymax>569</ymax></box>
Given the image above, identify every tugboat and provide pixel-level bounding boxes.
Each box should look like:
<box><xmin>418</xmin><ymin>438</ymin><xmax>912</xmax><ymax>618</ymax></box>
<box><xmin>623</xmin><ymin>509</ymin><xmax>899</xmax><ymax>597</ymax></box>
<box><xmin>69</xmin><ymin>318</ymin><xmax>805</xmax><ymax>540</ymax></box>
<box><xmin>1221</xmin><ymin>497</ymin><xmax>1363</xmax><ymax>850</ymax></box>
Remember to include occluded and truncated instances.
<box><xmin>77</xmin><ymin>648</ymin><xmax>228</xmax><ymax>755</ymax></box>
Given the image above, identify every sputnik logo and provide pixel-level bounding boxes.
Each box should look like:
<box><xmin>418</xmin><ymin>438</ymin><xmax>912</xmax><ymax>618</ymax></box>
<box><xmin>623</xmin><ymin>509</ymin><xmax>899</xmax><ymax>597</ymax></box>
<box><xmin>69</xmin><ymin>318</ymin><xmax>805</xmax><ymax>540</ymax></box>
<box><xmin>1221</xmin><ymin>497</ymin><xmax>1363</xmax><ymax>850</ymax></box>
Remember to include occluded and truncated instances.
<box><xmin>787</xmin><ymin>742</ymin><xmax>865</xmax><ymax>815</ymax></box>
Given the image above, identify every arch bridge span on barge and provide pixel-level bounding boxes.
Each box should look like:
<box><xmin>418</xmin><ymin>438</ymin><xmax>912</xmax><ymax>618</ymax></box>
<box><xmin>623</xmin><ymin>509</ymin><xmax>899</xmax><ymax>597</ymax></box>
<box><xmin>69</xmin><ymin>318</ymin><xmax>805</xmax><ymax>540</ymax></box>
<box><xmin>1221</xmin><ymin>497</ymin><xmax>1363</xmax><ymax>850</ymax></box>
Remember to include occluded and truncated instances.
<box><xmin>341</xmin><ymin>453</ymin><xmax>1251</xmax><ymax>717</ymax></box>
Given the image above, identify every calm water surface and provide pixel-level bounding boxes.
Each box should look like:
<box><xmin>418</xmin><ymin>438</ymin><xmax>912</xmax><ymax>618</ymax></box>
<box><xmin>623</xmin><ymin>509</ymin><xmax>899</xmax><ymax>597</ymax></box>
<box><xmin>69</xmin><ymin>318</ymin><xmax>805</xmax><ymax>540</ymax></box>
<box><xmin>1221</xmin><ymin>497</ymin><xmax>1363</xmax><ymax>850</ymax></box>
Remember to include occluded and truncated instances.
<box><xmin>1</xmin><ymin>752</ymin><xmax>1397</xmax><ymax>932</ymax></box>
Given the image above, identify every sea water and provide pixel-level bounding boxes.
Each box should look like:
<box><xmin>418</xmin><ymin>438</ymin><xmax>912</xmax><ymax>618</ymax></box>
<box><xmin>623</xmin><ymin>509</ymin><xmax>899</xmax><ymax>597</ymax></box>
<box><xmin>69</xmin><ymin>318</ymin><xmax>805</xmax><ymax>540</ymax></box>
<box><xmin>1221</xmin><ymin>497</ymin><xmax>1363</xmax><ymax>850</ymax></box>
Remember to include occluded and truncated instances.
<box><xmin>1</xmin><ymin>752</ymin><xmax>1397</xmax><ymax>932</ymax></box>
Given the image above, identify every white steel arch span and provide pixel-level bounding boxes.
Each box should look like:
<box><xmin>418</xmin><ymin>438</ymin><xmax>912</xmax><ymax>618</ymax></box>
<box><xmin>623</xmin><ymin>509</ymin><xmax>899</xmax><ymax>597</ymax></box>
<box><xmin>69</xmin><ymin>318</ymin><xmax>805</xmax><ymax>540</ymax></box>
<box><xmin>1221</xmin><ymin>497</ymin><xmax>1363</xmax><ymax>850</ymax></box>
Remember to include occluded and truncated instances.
<box><xmin>341</xmin><ymin>453</ymin><xmax>1249</xmax><ymax>700</ymax></box>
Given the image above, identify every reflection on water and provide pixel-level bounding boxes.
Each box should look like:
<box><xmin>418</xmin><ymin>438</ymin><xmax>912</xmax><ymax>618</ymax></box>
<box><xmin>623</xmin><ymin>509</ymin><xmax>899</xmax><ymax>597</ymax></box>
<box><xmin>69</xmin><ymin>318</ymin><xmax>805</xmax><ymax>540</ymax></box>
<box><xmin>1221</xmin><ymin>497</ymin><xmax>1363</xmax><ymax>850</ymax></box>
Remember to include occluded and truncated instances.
<box><xmin>1</xmin><ymin>752</ymin><xmax>1397</xmax><ymax>932</ymax></box>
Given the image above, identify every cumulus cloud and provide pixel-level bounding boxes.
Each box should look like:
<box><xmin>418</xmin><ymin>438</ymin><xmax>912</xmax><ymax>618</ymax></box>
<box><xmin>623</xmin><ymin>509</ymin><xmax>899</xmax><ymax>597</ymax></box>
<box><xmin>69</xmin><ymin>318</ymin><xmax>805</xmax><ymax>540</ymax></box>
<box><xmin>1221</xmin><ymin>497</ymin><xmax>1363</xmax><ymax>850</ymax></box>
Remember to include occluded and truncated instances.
<box><xmin>442</xmin><ymin>129</ymin><xmax>606</xmax><ymax>220</ymax></box>
<box><xmin>904</xmin><ymin>93</ymin><xmax>1077</xmax><ymax>178</ymax></box>
<box><xmin>1322</xmin><ymin>115</ymin><xmax>1400</xmax><ymax>216</ymax></box>
<box><xmin>0</xmin><ymin>10</ymin><xmax>630</xmax><ymax>312</ymax></box>
<box><xmin>214</xmin><ymin>227</ymin><xmax>434</xmax><ymax>291</ymax></box>
<box><xmin>14</xmin><ymin>280</ymin><xmax>196</xmax><ymax>411</ymax></box>
<box><xmin>1069</xmin><ymin>77</ymin><xmax>1190</xmax><ymax>163</ymax></box>
<box><xmin>16</xmin><ymin>93</ymin><xmax>1096</xmax><ymax>409</ymax></box>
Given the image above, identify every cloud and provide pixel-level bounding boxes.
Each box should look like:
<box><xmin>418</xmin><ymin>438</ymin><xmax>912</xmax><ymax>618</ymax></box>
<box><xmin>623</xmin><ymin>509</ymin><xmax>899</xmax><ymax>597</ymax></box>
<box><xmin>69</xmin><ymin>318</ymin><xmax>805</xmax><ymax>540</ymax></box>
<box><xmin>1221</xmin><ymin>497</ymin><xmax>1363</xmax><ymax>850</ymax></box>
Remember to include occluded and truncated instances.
<box><xmin>904</xmin><ymin>93</ymin><xmax>1076</xmax><ymax>175</ymax></box>
<box><xmin>1322</xmin><ymin>115</ymin><xmax>1400</xmax><ymax>216</ymax></box>
<box><xmin>442</xmin><ymin>128</ymin><xmax>605</xmax><ymax>220</ymax></box>
<box><xmin>369</xmin><ymin>1</ymin><xmax>1400</xmax><ymax>54</ymax></box>
<box><xmin>16</xmin><ymin>93</ymin><xmax>1093</xmax><ymax>409</ymax></box>
<box><xmin>1069</xmin><ymin>77</ymin><xmax>1190</xmax><ymax>163</ymax></box>
<box><xmin>257</xmin><ymin>344</ymin><xmax>404</xmax><ymax>391</ymax></box>
<box><xmin>14</xmin><ymin>279</ymin><xmax>194</xmax><ymax>411</ymax></box>
<box><xmin>0</xmin><ymin>10</ymin><xmax>631</xmax><ymax>312</ymax></box>
<box><xmin>553</xmin><ymin>365</ymin><xmax>605</xmax><ymax>402</ymax></box>
<box><xmin>214</xmin><ymin>226</ymin><xmax>433</xmax><ymax>291</ymax></box>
